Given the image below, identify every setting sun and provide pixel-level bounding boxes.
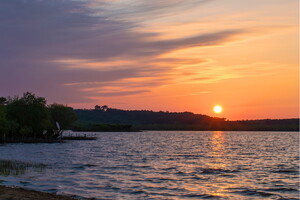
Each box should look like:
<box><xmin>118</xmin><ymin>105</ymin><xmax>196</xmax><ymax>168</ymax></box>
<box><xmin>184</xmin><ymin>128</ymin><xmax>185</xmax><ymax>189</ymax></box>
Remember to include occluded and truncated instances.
<box><xmin>213</xmin><ymin>105</ymin><xmax>223</xmax><ymax>113</ymax></box>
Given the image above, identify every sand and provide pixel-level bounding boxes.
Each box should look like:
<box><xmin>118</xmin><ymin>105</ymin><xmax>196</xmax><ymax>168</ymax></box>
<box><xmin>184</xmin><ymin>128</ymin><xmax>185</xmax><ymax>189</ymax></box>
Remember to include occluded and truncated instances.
<box><xmin>0</xmin><ymin>185</ymin><xmax>79</xmax><ymax>200</ymax></box>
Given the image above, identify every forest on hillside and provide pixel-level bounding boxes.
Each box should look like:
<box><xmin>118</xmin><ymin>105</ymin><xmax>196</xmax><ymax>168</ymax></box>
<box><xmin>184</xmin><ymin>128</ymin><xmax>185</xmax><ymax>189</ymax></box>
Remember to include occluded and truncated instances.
<box><xmin>74</xmin><ymin>106</ymin><xmax>299</xmax><ymax>131</ymax></box>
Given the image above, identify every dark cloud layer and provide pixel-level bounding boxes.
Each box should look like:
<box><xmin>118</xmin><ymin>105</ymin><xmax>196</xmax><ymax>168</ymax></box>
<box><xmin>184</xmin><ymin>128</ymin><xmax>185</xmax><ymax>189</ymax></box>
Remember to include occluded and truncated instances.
<box><xmin>0</xmin><ymin>0</ymin><xmax>243</xmax><ymax>104</ymax></box>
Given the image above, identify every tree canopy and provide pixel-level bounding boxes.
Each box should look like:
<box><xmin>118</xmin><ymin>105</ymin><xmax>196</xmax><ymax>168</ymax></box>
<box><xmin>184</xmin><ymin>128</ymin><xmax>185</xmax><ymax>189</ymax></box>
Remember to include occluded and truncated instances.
<box><xmin>0</xmin><ymin>92</ymin><xmax>77</xmax><ymax>141</ymax></box>
<box><xmin>49</xmin><ymin>103</ymin><xmax>77</xmax><ymax>130</ymax></box>
<box><xmin>6</xmin><ymin>92</ymin><xmax>49</xmax><ymax>137</ymax></box>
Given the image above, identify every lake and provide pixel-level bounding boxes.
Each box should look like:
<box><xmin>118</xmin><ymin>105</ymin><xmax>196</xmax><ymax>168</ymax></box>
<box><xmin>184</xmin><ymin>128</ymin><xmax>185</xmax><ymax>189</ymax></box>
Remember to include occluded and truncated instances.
<box><xmin>0</xmin><ymin>131</ymin><xmax>299</xmax><ymax>200</ymax></box>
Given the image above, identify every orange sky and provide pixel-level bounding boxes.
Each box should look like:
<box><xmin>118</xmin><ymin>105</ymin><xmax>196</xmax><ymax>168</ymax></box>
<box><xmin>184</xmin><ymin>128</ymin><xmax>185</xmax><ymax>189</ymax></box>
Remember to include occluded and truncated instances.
<box><xmin>69</xmin><ymin>0</ymin><xmax>299</xmax><ymax>120</ymax></box>
<box><xmin>1</xmin><ymin>0</ymin><xmax>299</xmax><ymax>120</ymax></box>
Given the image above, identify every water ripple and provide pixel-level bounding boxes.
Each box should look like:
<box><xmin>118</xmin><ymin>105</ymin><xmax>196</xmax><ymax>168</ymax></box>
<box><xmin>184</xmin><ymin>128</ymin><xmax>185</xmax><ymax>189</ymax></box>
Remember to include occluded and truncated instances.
<box><xmin>0</xmin><ymin>131</ymin><xmax>298</xmax><ymax>200</ymax></box>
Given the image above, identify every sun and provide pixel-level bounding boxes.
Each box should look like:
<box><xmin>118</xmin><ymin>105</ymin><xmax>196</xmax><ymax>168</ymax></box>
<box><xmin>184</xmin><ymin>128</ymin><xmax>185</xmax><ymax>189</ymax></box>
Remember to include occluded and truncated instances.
<box><xmin>213</xmin><ymin>105</ymin><xmax>223</xmax><ymax>113</ymax></box>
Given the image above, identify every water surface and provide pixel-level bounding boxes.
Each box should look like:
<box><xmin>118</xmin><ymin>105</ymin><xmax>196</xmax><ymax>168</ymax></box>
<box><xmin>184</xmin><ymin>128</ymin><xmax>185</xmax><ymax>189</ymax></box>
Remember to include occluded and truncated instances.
<box><xmin>0</xmin><ymin>131</ymin><xmax>298</xmax><ymax>199</ymax></box>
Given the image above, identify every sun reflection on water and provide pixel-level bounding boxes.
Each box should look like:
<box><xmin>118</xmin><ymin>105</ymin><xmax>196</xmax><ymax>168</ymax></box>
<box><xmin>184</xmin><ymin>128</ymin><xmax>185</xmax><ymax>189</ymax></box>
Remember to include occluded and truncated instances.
<box><xmin>0</xmin><ymin>131</ymin><xmax>297</xmax><ymax>199</ymax></box>
<box><xmin>211</xmin><ymin>131</ymin><xmax>225</xmax><ymax>157</ymax></box>
<box><xmin>207</xmin><ymin>131</ymin><xmax>231</xmax><ymax>197</ymax></box>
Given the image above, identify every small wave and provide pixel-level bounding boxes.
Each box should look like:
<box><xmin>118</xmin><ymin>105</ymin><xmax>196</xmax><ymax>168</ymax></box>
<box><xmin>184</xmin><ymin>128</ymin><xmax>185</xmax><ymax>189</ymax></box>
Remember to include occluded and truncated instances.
<box><xmin>143</xmin><ymin>191</ymin><xmax>177</xmax><ymax>197</ymax></box>
<box><xmin>72</xmin><ymin>164</ymin><xmax>97</xmax><ymax>170</ymax></box>
<box><xmin>157</xmin><ymin>177</ymin><xmax>175</xmax><ymax>181</ymax></box>
<box><xmin>134</xmin><ymin>165</ymin><xmax>153</xmax><ymax>169</ymax></box>
<box><xmin>102</xmin><ymin>184</ymin><xmax>121</xmax><ymax>191</ymax></box>
<box><xmin>123</xmin><ymin>189</ymin><xmax>148</xmax><ymax>195</ymax></box>
<box><xmin>263</xmin><ymin>187</ymin><xmax>299</xmax><ymax>192</ymax></box>
<box><xmin>271</xmin><ymin>168</ymin><xmax>299</xmax><ymax>174</ymax></box>
<box><xmin>20</xmin><ymin>181</ymin><xmax>30</xmax><ymax>186</ymax></box>
<box><xmin>45</xmin><ymin>188</ymin><xmax>58</xmax><ymax>193</ymax></box>
<box><xmin>220</xmin><ymin>174</ymin><xmax>235</xmax><ymax>177</ymax></box>
<box><xmin>198</xmin><ymin>168</ymin><xmax>240</xmax><ymax>174</ymax></box>
<box><xmin>140</xmin><ymin>177</ymin><xmax>177</xmax><ymax>183</ymax></box>
<box><xmin>182</xmin><ymin>193</ymin><xmax>222</xmax><ymax>199</ymax></box>
<box><xmin>143</xmin><ymin>186</ymin><xmax>188</xmax><ymax>193</ymax></box>
<box><xmin>175</xmin><ymin>170</ymin><xmax>186</xmax><ymax>175</ymax></box>
<box><xmin>85</xmin><ymin>164</ymin><xmax>97</xmax><ymax>167</ymax></box>
<box><xmin>190</xmin><ymin>175</ymin><xmax>203</xmax><ymax>180</ymax></box>
<box><xmin>175</xmin><ymin>154</ymin><xmax>204</xmax><ymax>159</ymax></box>
<box><xmin>161</xmin><ymin>167</ymin><xmax>177</xmax><ymax>171</ymax></box>
<box><xmin>229</xmin><ymin>188</ymin><xmax>280</xmax><ymax>198</ymax></box>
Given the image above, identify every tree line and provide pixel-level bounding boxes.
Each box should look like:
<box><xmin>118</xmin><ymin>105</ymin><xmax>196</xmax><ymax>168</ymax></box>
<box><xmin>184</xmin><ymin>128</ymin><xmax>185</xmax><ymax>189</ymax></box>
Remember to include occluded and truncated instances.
<box><xmin>0</xmin><ymin>92</ymin><xmax>76</xmax><ymax>141</ymax></box>
<box><xmin>75</xmin><ymin>107</ymin><xmax>226</xmax><ymax>125</ymax></box>
<box><xmin>0</xmin><ymin>92</ymin><xmax>298</xmax><ymax>138</ymax></box>
<box><xmin>75</xmin><ymin>107</ymin><xmax>299</xmax><ymax>131</ymax></box>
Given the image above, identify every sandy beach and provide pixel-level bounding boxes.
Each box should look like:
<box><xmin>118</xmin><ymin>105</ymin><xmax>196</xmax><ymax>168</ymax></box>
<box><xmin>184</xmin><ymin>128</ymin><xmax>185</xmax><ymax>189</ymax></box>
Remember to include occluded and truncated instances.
<box><xmin>0</xmin><ymin>185</ymin><xmax>78</xmax><ymax>200</ymax></box>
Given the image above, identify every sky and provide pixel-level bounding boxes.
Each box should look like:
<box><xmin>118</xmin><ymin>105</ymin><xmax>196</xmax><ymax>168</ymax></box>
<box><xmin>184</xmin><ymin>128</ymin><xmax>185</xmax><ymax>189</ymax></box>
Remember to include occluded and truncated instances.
<box><xmin>0</xmin><ymin>0</ymin><xmax>298</xmax><ymax>120</ymax></box>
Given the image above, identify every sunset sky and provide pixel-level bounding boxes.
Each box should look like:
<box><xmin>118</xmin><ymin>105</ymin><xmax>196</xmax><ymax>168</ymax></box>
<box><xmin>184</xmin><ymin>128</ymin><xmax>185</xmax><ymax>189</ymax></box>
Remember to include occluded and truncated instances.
<box><xmin>0</xmin><ymin>0</ymin><xmax>298</xmax><ymax>120</ymax></box>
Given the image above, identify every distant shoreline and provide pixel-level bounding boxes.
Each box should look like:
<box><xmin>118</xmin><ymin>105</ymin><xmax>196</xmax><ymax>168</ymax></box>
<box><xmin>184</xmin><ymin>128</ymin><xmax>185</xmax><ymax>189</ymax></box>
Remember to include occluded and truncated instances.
<box><xmin>74</xmin><ymin>109</ymin><xmax>299</xmax><ymax>132</ymax></box>
<box><xmin>0</xmin><ymin>130</ymin><xmax>298</xmax><ymax>144</ymax></box>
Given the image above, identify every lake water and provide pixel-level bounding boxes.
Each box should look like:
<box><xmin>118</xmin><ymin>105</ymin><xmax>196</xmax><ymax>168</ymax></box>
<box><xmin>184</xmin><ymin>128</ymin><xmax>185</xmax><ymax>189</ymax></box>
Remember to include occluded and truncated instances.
<box><xmin>0</xmin><ymin>131</ymin><xmax>299</xmax><ymax>200</ymax></box>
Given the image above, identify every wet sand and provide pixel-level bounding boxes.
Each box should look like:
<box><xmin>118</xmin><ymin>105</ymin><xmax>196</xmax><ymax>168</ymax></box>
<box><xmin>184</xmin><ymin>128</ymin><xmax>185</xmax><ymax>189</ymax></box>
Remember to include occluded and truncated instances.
<box><xmin>0</xmin><ymin>185</ymin><xmax>78</xmax><ymax>200</ymax></box>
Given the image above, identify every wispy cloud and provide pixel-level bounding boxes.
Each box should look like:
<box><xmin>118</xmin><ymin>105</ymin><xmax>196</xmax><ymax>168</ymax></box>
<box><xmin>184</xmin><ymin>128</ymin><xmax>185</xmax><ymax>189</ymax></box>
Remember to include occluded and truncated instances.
<box><xmin>0</xmin><ymin>0</ymin><xmax>297</xmax><ymax>109</ymax></box>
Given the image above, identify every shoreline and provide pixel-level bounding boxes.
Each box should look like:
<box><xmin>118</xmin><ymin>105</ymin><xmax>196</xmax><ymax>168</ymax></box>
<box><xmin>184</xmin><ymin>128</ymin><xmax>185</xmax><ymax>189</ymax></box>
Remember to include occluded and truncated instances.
<box><xmin>0</xmin><ymin>185</ymin><xmax>80</xmax><ymax>200</ymax></box>
<box><xmin>0</xmin><ymin>136</ymin><xmax>97</xmax><ymax>144</ymax></box>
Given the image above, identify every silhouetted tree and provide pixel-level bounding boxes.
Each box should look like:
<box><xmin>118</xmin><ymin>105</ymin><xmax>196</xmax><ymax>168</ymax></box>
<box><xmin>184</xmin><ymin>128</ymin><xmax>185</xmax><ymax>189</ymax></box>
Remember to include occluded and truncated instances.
<box><xmin>94</xmin><ymin>105</ymin><xmax>101</xmax><ymax>110</ymax></box>
<box><xmin>0</xmin><ymin>105</ymin><xmax>8</xmax><ymax>140</ymax></box>
<box><xmin>48</xmin><ymin>103</ymin><xmax>77</xmax><ymax>131</ymax></box>
<box><xmin>101</xmin><ymin>105</ymin><xmax>108</xmax><ymax>112</ymax></box>
<box><xmin>6</xmin><ymin>92</ymin><xmax>50</xmax><ymax>138</ymax></box>
<box><xmin>0</xmin><ymin>97</ymin><xmax>6</xmax><ymax>105</ymax></box>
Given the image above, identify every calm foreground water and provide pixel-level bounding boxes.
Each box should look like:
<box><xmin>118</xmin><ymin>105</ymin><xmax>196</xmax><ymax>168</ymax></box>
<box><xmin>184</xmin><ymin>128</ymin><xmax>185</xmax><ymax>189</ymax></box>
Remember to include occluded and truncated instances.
<box><xmin>0</xmin><ymin>131</ymin><xmax>299</xmax><ymax>200</ymax></box>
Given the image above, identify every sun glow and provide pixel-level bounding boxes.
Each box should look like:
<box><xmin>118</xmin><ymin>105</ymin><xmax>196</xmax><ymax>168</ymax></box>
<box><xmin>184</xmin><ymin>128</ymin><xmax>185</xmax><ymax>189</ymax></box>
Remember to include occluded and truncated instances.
<box><xmin>213</xmin><ymin>105</ymin><xmax>223</xmax><ymax>113</ymax></box>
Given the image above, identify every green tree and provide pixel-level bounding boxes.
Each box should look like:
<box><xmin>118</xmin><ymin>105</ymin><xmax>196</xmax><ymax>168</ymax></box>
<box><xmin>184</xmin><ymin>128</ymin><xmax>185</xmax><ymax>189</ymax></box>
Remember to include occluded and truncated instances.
<box><xmin>0</xmin><ymin>105</ymin><xmax>8</xmax><ymax>140</ymax></box>
<box><xmin>0</xmin><ymin>97</ymin><xmax>7</xmax><ymax>105</ymax></box>
<box><xmin>6</xmin><ymin>92</ymin><xmax>50</xmax><ymax>138</ymax></box>
<box><xmin>48</xmin><ymin>103</ymin><xmax>77</xmax><ymax>131</ymax></box>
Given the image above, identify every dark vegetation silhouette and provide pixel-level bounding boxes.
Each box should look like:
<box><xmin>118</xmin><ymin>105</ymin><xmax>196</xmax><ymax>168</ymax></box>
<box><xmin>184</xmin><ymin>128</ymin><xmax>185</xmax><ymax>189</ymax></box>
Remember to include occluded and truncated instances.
<box><xmin>74</xmin><ymin>107</ymin><xmax>299</xmax><ymax>131</ymax></box>
<box><xmin>0</xmin><ymin>92</ymin><xmax>298</xmax><ymax>142</ymax></box>
<box><xmin>0</xmin><ymin>92</ymin><xmax>76</xmax><ymax>142</ymax></box>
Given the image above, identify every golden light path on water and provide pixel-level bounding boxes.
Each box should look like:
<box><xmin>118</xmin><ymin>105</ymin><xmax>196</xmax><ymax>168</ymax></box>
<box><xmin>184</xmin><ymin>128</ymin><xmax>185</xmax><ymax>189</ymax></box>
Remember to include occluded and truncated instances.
<box><xmin>180</xmin><ymin>131</ymin><xmax>233</xmax><ymax>198</ymax></box>
<box><xmin>208</xmin><ymin>131</ymin><xmax>229</xmax><ymax>197</ymax></box>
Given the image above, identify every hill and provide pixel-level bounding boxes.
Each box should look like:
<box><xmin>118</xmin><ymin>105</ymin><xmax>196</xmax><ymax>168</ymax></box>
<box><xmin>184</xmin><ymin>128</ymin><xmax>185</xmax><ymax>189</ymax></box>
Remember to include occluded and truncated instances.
<box><xmin>74</xmin><ymin>108</ymin><xmax>299</xmax><ymax>131</ymax></box>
